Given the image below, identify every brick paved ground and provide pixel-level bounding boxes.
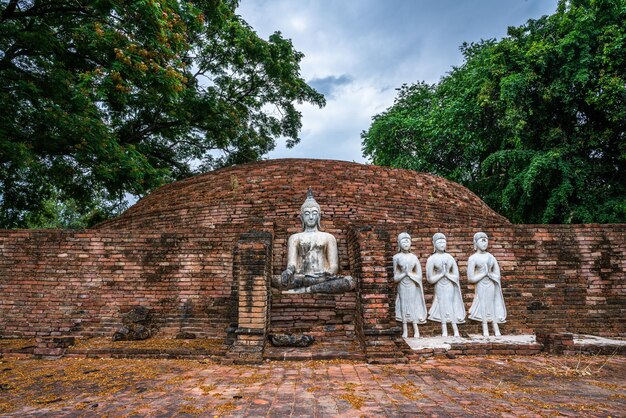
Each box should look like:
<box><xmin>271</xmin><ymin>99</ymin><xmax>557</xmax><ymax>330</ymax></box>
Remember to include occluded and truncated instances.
<box><xmin>0</xmin><ymin>356</ymin><xmax>624</xmax><ymax>417</ymax></box>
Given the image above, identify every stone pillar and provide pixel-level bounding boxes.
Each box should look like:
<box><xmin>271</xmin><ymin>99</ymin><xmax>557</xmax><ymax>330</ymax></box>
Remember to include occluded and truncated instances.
<box><xmin>348</xmin><ymin>226</ymin><xmax>406</xmax><ymax>363</ymax></box>
<box><xmin>226</xmin><ymin>231</ymin><xmax>272</xmax><ymax>364</ymax></box>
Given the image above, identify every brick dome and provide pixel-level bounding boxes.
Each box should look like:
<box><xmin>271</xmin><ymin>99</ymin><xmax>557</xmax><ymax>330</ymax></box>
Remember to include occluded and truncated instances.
<box><xmin>96</xmin><ymin>159</ymin><xmax>509</xmax><ymax>231</ymax></box>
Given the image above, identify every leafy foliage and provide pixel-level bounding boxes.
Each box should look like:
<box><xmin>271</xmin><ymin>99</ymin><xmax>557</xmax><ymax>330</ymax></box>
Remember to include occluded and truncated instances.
<box><xmin>362</xmin><ymin>0</ymin><xmax>625</xmax><ymax>223</ymax></box>
<box><xmin>0</xmin><ymin>0</ymin><xmax>324</xmax><ymax>228</ymax></box>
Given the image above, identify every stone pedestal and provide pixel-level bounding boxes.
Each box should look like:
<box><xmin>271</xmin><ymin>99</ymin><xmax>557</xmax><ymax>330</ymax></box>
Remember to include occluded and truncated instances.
<box><xmin>226</xmin><ymin>231</ymin><xmax>272</xmax><ymax>364</ymax></box>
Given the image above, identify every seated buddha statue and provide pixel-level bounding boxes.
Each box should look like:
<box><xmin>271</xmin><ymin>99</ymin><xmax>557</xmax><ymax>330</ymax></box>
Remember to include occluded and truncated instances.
<box><xmin>273</xmin><ymin>188</ymin><xmax>354</xmax><ymax>294</ymax></box>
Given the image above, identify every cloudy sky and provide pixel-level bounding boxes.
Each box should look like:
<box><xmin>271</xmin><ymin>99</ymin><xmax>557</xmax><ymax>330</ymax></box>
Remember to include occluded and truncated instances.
<box><xmin>236</xmin><ymin>0</ymin><xmax>559</xmax><ymax>163</ymax></box>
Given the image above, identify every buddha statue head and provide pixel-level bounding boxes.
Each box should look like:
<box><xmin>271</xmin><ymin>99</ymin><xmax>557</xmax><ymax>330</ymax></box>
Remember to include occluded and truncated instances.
<box><xmin>432</xmin><ymin>232</ymin><xmax>447</xmax><ymax>253</ymax></box>
<box><xmin>397</xmin><ymin>232</ymin><xmax>412</xmax><ymax>252</ymax></box>
<box><xmin>300</xmin><ymin>187</ymin><xmax>321</xmax><ymax>230</ymax></box>
<box><xmin>473</xmin><ymin>231</ymin><xmax>488</xmax><ymax>251</ymax></box>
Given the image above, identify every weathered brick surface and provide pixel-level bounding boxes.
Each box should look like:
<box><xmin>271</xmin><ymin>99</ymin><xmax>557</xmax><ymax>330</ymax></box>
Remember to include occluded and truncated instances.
<box><xmin>96</xmin><ymin>159</ymin><xmax>508</xmax><ymax>231</ymax></box>
<box><xmin>1</xmin><ymin>357</ymin><xmax>625</xmax><ymax>416</ymax></box>
<box><xmin>404</xmin><ymin>342</ymin><xmax>544</xmax><ymax>360</ymax></box>
<box><xmin>95</xmin><ymin>159</ymin><xmax>510</xmax><ymax>281</ymax></box>
<box><xmin>536</xmin><ymin>333</ymin><xmax>574</xmax><ymax>354</ymax></box>
<box><xmin>0</xmin><ymin>159</ymin><xmax>624</xmax><ymax>352</ymax></box>
<box><xmin>348</xmin><ymin>226</ymin><xmax>404</xmax><ymax>362</ymax></box>
<box><xmin>0</xmin><ymin>228</ymin><xmax>244</xmax><ymax>339</ymax></box>
<box><xmin>227</xmin><ymin>231</ymin><xmax>273</xmax><ymax>363</ymax></box>
<box><xmin>377</xmin><ymin>224</ymin><xmax>626</xmax><ymax>338</ymax></box>
<box><xmin>269</xmin><ymin>292</ymin><xmax>357</xmax><ymax>342</ymax></box>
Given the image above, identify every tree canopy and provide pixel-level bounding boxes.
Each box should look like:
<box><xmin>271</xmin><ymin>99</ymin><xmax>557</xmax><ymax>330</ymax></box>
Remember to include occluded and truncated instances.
<box><xmin>362</xmin><ymin>0</ymin><xmax>625</xmax><ymax>224</ymax></box>
<box><xmin>0</xmin><ymin>0</ymin><xmax>324</xmax><ymax>228</ymax></box>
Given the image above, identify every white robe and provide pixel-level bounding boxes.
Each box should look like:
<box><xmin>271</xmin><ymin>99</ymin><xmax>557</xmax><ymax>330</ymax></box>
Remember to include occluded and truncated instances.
<box><xmin>393</xmin><ymin>252</ymin><xmax>427</xmax><ymax>323</ymax></box>
<box><xmin>468</xmin><ymin>252</ymin><xmax>506</xmax><ymax>323</ymax></box>
<box><xmin>426</xmin><ymin>252</ymin><xmax>466</xmax><ymax>323</ymax></box>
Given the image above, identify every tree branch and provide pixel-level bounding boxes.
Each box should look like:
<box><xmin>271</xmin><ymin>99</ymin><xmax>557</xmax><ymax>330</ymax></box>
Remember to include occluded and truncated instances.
<box><xmin>0</xmin><ymin>0</ymin><xmax>19</xmax><ymax>21</ymax></box>
<box><xmin>1</xmin><ymin>1</ymin><xmax>91</xmax><ymax>21</ymax></box>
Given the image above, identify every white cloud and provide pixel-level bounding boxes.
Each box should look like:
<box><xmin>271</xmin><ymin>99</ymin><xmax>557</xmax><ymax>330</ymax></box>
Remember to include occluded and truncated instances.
<box><xmin>267</xmin><ymin>79</ymin><xmax>398</xmax><ymax>163</ymax></box>
<box><xmin>238</xmin><ymin>0</ymin><xmax>560</xmax><ymax>163</ymax></box>
<box><xmin>289</xmin><ymin>16</ymin><xmax>307</xmax><ymax>32</ymax></box>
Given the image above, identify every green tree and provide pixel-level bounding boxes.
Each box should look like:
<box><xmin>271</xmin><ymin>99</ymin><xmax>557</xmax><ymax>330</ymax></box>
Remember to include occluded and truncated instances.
<box><xmin>0</xmin><ymin>0</ymin><xmax>324</xmax><ymax>228</ymax></box>
<box><xmin>362</xmin><ymin>0</ymin><xmax>625</xmax><ymax>224</ymax></box>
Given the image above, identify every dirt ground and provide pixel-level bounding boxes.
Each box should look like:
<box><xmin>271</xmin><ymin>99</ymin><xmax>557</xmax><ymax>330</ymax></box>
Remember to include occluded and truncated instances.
<box><xmin>0</xmin><ymin>355</ymin><xmax>624</xmax><ymax>417</ymax></box>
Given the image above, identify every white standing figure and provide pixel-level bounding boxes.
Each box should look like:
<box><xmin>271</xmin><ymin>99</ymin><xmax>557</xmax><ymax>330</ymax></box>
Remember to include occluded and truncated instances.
<box><xmin>393</xmin><ymin>232</ymin><xmax>427</xmax><ymax>338</ymax></box>
<box><xmin>467</xmin><ymin>232</ymin><xmax>506</xmax><ymax>337</ymax></box>
<box><xmin>426</xmin><ymin>233</ymin><xmax>465</xmax><ymax>337</ymax></box>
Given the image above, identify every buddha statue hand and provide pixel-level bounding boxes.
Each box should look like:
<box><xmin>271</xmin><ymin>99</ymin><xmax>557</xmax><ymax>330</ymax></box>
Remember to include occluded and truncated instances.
<box><xmin>279</xmin><ymin>266</ymin><xmax>295</xmax><ymax>288</ymax></box>
<box><xmin>301</xmin><ymin>273</ymin><xmax>328</xmax><ymax>286</ymax></box>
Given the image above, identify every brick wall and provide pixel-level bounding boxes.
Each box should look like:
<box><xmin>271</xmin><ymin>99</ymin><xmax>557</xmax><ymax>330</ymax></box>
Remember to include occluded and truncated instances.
<box><xmin>0</xmin><ymin>228</ymin><xmax>243</xmax><ymax>338</ymax></box>
<box><xmin>269</xmin><ymin>293</ymin><xmax>357</xmax><ymax>342</ymax></box>
<box><xmin>227</xmin><ymin>231</ymin><xmax>273</xmax><ymax>363</ymax></box>
<box><xmin>0</xmin><ymin>159</ymin><xmax>624</xmax><ymax>343</ymax></box>
<box><xmin>0</xmin><ymin>225</ymin><xmax>623</xmax><ymax>341</ymax></box>
<box><xmin>378</xmin><ymin>224</ymin><xmax>626</xmax><ymax>337</ymax></box>
<box><xmin>348</xmin><ymin>226</ymin><xmax>401</xmax><ymax>362</ymax></box>
<box><xmin>95</xmin><ymin>160</ymin><xmax>510</xmax><ymax>277</ymax></box>
<box><xmin>96</xmin><ymin>160</ymin><xmax>508</xmax><ymax>233</ymax></box>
